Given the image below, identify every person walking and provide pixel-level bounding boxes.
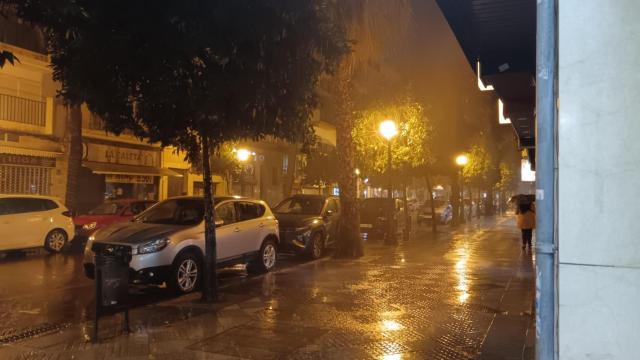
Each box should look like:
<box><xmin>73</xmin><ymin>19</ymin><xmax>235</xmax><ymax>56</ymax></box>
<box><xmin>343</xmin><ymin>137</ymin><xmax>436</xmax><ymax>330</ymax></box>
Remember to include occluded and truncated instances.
<box><xmin>516</xmin><ymin>202</ymin><xmax>536</xmax><ymax>250</ymax></box>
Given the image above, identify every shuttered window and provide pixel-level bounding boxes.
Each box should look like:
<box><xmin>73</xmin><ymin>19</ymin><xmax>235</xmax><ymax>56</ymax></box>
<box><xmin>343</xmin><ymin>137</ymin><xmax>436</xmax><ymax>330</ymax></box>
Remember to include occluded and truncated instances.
<box><xmin>0</xmin><ymin>165</ymin><xmax>51</xmax><ymax>195</ymax></box>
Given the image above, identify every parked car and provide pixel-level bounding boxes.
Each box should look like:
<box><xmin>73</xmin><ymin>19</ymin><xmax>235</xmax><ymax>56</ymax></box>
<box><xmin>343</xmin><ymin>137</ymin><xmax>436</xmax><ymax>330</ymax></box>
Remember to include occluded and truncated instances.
<box><xmin>0</xmin><ymin>195</ymin><xmax>75</xmax><ymax>253</ymax></box>
<box><xmin>417</xmin><ymin>199</ymin><xmax>452</xmax><ymax>225</ymax></box>
<box><xmin>272</xmin><ymin>194</ymin><xmax>340</xmax><ymax>259</ymax></box>
<box><xmin>74</xmin><ymin>199</ymin><xmax>156</xmax><ymax>239</ymax></box>
<box><xmin>359</xmin><ymin>198</ymin><xmax>404</xmax><ymax>240</ymax></box>
<box><xmin>83</xmin><ymin>196</ymin><xmax>279</xmax><ymax>294</ymax></box>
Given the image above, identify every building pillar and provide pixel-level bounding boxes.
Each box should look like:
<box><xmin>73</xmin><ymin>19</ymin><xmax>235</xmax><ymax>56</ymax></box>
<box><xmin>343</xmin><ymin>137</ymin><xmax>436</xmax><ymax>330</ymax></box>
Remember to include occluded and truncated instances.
<box><xmin>558</xmin><ymin>1</ymin><xmax>640</xmax><ymax>358</ymax></box>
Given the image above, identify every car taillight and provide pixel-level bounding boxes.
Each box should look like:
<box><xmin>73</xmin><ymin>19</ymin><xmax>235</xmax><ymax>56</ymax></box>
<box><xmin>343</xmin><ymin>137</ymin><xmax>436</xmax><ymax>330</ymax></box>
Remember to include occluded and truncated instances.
<box><xmin>62</xmin><ymin>211</ymin><xmax>72</xmax><ymax>217</ymax></box>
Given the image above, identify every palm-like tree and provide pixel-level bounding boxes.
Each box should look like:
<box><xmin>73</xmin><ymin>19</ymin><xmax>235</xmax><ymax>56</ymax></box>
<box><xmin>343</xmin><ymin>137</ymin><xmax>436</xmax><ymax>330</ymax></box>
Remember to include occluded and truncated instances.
<box><xmin>331</xmin><ymin>0</ymin><xmax>413</xmax><ymax>257</ymax></box>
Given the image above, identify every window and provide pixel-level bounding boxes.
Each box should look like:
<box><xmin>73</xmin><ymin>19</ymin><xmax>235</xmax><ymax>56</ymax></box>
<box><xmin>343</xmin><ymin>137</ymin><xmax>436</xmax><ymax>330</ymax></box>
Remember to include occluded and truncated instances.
<box><xmin>137</xmin><ymin>199</ymin><xmax>203</xmax><ymax>225</ymax></box>
<box><xmin>43</xmin><ymin>199</ymin><xmax>59</xmax><ymax>210</ymax></box>
<box><xmin>0</xmin><ymin>197</ymin><xmax>49</xmax><ymax>215</ymax></box>
<box><xmin>0</xmin><ymin>165</ymin><xmax>51</xmax><ymax>195</ymax></box>
<box><xmin>273</xmin><ymin>197</ymin><xmax>323</xmax><ymax>215</ymax></box>
<box><xmin>130</xmin><ymin>202</ymin><xmax>147</xmax><ymax>215</ymax></box>
<box><xmin>215</xmin><ymin>202</ymin><xmax>236</xmax><ymax>225</ymax></box>
<box><xmin>236</xmin><ymin>202</ymin><xmax>265</xmax><ymax>221</ymax></box>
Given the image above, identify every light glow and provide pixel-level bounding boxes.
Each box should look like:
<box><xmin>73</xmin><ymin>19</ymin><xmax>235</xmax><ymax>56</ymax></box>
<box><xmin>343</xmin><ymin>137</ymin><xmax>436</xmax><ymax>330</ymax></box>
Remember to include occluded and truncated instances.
<box><xmin>455</xmin><ymin>154</ymin><xmax>469</xmax><ymax>167</ymax></box>
<box><xmin>498</xmin><ymin>99</ymin><xmax>511</xmax><ymax>124</ymax></box>
<box><xmin>521</xmin><ymin>159</ymin><xmax>536</xmax><ymax>182</ymax></box>
<box><xmin>379</xmin><ymin>120</ymin><xmax>398</xmax><ymax>141</ymax></box>
<box><xmin>236</xmin><ymin>148</ymin><xmax>252</xmax><ymax>162</ymax></box>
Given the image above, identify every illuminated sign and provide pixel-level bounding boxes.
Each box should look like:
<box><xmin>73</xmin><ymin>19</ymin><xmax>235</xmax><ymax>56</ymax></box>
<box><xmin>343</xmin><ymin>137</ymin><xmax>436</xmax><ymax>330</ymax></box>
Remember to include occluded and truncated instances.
<box><xmin>521</xmin><ymin>159</ymin><xmax>535</xmax><ymax>182</ymax></box>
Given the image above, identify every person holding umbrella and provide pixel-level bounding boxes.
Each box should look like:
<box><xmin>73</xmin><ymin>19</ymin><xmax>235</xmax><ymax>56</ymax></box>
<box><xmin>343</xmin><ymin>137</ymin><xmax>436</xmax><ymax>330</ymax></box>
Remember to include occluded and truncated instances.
<box><xmin>516</xmin><ymin>200</ymin><xmax>536</xmax><ymax>250</ymax></box>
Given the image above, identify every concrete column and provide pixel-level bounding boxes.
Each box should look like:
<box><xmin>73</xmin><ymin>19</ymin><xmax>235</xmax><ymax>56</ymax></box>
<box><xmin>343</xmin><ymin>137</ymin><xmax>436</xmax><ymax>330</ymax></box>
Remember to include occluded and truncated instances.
<box><xmin>558</xmin><ymin>0</ymin><xmax>640</xmax><ymax>358</ymax></box>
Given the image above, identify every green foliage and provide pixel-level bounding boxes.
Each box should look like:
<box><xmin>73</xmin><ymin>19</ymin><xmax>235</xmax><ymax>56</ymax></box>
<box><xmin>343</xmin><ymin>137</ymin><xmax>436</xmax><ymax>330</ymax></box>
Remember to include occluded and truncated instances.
<box><xmin>0</xmin><ymin>50</ymin><xmax>18</xmax><ymax>67</ymax></box>
<box><xmin>352</xmin><ymin>99</ymin><xmax>432</xmax><ymax>175</ymax></box>
<box><xmin>462</xmin><ymin>144</ymin><xmax>493</xmax><ymax>187</ymax></box>
<box><xmin>495</xmin><ymin>161</ymin><xmax>517</xmax><ymax>192</ymax></box>
<box><xmin>8</xmin><ymin>0</ymin><xmax>349</xmax><ymax>160</ymax></box>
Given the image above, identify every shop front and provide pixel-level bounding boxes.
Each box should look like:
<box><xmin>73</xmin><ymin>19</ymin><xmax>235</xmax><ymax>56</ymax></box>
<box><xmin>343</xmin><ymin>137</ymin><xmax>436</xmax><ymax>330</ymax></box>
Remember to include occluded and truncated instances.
<box><xmin>80</xmin><ymin>141</ymin><xmax>180</xmax><ymax>209</ymax></box>
<box><xmin>0</xmin><ymin>150</ymin><xmax>61</xmax><ymax>196</ymax></box>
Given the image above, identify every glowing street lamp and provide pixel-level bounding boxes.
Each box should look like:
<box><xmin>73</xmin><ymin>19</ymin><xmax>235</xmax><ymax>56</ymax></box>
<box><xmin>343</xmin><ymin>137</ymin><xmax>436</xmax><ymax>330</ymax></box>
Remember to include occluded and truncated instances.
<box><xmin>379</xmin><ymin>119</ymin><xmax>398</xmax><ymax>245</ymax></box>
<box><xmin>379</xmin><ymin>120</ymin><xmax>398</xmax><ymax>141</ymax></box>
<box><xmin>455</xmin><ymin>154</ymin><xmax>469</xmax><ymax>223</ymax></box>
<box><xmin>236</xmin><ymin>148</ymin><xmax>252</xmax><ymax>162</ymax></box>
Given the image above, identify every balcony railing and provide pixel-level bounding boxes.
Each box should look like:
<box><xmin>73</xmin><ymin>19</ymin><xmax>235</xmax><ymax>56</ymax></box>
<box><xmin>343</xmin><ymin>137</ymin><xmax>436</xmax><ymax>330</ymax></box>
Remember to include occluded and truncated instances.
<box><xmin>87</xmin><ymin>113</ymin><xmax>134</xmax><ymax>135</ymax></box>
<box><xmin>0</xmin><ymin>93</ymin><xmax>46</xmax><ymax>126</ymax></box>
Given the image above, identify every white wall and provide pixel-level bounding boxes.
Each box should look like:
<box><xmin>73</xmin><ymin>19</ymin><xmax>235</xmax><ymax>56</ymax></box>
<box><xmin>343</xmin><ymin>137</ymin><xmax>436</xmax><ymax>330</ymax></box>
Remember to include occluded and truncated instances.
<box><xmin>558</xmin><ymin>0</ymin><xmax>640</xmax><ymax>358</ymax></box>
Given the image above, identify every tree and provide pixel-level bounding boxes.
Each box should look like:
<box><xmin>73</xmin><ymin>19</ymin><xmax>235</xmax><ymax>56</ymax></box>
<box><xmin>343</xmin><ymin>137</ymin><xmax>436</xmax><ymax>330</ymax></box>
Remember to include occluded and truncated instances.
<box><xmin>332</xmin><ymin>0</ymin><xmax>413</xmax><ymax>257</ymax></box>
<box><xmin>353</xmin><ymin>98</ymin><xmax>433</xmax><ymax>238</ymax></box>
<box><xmin>10</xmin><ymin>0</ymin><xmax>348</xmax><ymax>301</ymax></box>
<box><xmin>0</xmin><ymin>50</ymin><xmax>18</xmax><ymax>67</ymax></box>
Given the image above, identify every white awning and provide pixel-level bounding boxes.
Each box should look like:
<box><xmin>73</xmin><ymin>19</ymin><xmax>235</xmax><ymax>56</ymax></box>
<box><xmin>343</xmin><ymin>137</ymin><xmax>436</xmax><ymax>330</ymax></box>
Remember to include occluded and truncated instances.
<box><xmin>0</xmin><ymin>145</ymin><xmax>63</xmax><ymax>158</ymax></box>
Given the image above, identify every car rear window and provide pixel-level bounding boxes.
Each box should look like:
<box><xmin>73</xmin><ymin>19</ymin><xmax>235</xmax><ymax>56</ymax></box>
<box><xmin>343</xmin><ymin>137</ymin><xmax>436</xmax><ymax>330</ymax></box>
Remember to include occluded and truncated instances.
<box><xmin>236</xmin><ymin>202</ymin><xmax>265</xmax><ymax>221</ymax></box>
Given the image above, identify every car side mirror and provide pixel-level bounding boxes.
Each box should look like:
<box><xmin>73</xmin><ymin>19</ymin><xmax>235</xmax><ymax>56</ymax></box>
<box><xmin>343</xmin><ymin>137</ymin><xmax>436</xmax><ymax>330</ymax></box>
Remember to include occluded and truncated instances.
<box><xmin>215</xmin><ymin>219</ymin><xmax>224</xmax><ymax>226</ymax></box>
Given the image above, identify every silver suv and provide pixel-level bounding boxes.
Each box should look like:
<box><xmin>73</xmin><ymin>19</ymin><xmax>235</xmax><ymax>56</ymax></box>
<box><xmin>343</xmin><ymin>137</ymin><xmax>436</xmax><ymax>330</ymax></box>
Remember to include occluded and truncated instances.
<box><xmin>83</xmin><ymin>196</ymin><xmax>279</xmax><ymax>294</ymax></box>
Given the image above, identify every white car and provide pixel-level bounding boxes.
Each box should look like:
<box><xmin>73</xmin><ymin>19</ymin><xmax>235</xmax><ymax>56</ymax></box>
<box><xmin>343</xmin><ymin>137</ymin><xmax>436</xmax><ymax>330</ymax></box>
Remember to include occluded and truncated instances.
<box><xmin>0</xmin><ymin>195</ymin><xmax>75</xmax><ymax>253</ymax></box>
<box><xmin>83</xmin><ymin>196</ymin><xmax>280</xmax><ymax>294</ymax></box>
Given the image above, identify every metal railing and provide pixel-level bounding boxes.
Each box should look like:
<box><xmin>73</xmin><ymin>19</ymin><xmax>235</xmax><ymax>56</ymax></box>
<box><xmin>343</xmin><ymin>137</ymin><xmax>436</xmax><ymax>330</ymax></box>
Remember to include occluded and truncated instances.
<box><xmin>0</xmin><ymin>93</ymin><xmax>46</xmax><ymax>126</ymax></box>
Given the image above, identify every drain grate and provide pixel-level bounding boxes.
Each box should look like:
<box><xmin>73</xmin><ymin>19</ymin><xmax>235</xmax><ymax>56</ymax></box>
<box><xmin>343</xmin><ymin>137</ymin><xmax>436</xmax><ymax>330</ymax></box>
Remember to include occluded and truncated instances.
<box><xmin>0</xmin><ymin>322</ymin><xmax>71</xmax><ymax>344</ymax></box>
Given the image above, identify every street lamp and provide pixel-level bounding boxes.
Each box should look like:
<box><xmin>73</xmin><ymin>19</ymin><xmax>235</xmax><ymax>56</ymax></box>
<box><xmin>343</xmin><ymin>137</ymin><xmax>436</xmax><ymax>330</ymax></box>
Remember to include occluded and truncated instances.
<box><xmin>379</xmin><ymin>120</ymin><xmax>398</xmax><ymax>245</ymax></box>
<box><xmin>236</xmin><ymin>148</ymin><xmax>253</xmax><ymax>196</ymax></box>
<box><xmin>455</xmin><ymin>154</ymin><xmax>469</xmax><ymax>223</ymax></box>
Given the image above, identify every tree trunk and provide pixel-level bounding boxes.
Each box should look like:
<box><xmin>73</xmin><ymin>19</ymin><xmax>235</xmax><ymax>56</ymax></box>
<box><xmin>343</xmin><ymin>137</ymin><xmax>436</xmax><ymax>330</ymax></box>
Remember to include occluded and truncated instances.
<box><xmin>201</xmin><ymin>137</ymin><xmax>218</xmax><ymax>303</ymax></box>
<box><xmin>334</xmin><ymin>68</ymin><xmax>363</xmax><ymax>258</ymax></box>
<box><xmin>402</xmin><ymin>182</ymin><xmax>410</xmax><ymax>240</ymax></box>
<box><xmin>486</xmin><ymin>187</ymin><xmax>495</xmax><ymax>216</ymax></box>
<box><xmin>64</xmin><ymin>105</ymin><xmax>83</xmax><ymax>213</ymax></box>
<box><xmin>425</xmin><ymin>173</ymin><xmax>437</xmax><ymax>234</ymax></box>
<box><xmin>451</xmin><ymin>171</ymin><xmax>461</xmax><ymax>225</ymax></box>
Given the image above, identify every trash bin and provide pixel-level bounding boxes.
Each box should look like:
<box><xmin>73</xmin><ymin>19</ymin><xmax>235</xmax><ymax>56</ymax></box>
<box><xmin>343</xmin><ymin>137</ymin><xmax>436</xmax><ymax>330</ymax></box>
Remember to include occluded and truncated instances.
<box><xmin>93</xmin><ymin>248</ymin><xmax>131</xmax><ymax>342</ymax></box>
<box><xmin>95</xmin><ymin>252</ymin><xmax>130</xmax><ymax>308</ymax></box>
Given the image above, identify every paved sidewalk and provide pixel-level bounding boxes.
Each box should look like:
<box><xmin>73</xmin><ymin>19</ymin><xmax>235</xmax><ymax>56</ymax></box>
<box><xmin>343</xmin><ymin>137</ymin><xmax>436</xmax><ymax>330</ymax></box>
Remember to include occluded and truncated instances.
<box><xmin>0</xmin><ymin>217</ymin><xmax>535</xmax><ymax>359</ymax></box>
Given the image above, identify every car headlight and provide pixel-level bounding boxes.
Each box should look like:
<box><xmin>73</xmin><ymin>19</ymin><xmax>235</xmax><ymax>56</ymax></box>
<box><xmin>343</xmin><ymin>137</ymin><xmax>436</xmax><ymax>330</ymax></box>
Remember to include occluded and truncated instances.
<box><xmin>135</xmin><ymin>238</ymin><xmax>170</xmax><ymax>255</ymax></box>
<box><xmin>82</xmin><ymin>222</ymin><xmax>98</xmax><ymax>231</ymax></box>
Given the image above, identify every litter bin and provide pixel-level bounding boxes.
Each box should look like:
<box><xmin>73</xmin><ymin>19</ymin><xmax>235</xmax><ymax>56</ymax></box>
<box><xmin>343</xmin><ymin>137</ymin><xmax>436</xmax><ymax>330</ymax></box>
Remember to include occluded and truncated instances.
<box><xmin>93</xmin><ymin>247</ymin><xmax>131</xmax><ymax>342</ymax></box>
<box><xmin>95</xmin><ymin>252</ymin><xmax>129</xmax><ymax>308</ymax></box>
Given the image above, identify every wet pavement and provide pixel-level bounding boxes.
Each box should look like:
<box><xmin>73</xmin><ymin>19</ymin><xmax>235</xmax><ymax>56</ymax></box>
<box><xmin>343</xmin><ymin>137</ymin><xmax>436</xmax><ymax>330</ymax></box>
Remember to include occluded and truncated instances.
<box><xmin>0</xmin><ymin>216</ymin><xmax>535</xmax><ymax>359</ymax></box>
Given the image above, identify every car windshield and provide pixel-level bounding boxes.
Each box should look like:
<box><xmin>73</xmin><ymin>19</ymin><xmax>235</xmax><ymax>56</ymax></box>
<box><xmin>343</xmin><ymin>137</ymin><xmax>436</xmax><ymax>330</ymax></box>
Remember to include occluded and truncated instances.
<box><xmin>88</xmin><ymin>202</ymin><xmax>123</xmax><ymax>215</ymax></box>
<box><xmin>136</xmin><ymin>199</ymin><xmax>204</xmax><ymax>225</ymax></box>
<box><xmin>274</xmin><ymin>197</ymin><xmax>324</xmax><ymax>215</ymax></box>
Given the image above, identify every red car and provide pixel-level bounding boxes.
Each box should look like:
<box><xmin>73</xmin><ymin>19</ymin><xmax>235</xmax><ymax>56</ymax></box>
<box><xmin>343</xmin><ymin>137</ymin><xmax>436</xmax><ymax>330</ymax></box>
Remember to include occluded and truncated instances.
<box><xmin>73</xmin><ymin>199</ymin><xmax>156</xmax><ymax>238</ymax></box>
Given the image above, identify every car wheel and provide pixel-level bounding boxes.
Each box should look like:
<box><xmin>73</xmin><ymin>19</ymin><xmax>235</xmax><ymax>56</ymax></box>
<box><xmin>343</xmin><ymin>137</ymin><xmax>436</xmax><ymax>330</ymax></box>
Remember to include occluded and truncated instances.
<box><xmin>44</xmin><ymin>229</ymin><xmax>67</xmax><ymax>253</ymax></box>
<box><xmin>308</xmin><ymin>232</ymin><xmax>324</xmax><ymax>260</ymax></box>
<box><xmin>169</xmin><ymin>252</ymin><xmax>201</xmax><ymax>295</ymax></box>
<box><xmin>247</xmin><ymin>239</ymin><xmax>277</xmax><ymax>275</ymax></box>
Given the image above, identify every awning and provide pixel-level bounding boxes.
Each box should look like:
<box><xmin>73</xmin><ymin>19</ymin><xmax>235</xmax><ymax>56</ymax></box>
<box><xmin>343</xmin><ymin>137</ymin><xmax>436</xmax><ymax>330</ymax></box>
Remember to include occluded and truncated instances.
<box><xmin>0</xmin><ymin>145</ymin><xmax>63</xmax><ymax>158</ymax></box>
<box><xmin>83</xmin><ymin>161</ymin><xmax>183</xmax><ymax>177</ymax></box>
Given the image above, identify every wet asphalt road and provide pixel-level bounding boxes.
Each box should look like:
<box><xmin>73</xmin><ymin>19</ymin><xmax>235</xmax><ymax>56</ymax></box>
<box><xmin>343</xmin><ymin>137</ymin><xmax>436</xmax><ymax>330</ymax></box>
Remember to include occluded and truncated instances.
<box><xmin>0</xmin><ymin>240</ymin><xmax>310</xmax><ymax>337</ymax></box>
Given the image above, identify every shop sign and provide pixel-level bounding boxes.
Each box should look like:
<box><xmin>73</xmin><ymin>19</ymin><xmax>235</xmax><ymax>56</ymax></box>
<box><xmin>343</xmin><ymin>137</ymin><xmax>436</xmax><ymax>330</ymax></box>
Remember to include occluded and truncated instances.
<box><xmin>84</xmin><ymin>143</ymin><xmax>159</xmax><ymax>167</ymax></box>
<box><xmin>0</xmin><ymin>154</ymin><xmax>56</xmax><ymax>167</ymax></box>
<box><xmin>105</xmin><ymin>174</ymin><xmax>154</xmax><ymax>184</ymax></box>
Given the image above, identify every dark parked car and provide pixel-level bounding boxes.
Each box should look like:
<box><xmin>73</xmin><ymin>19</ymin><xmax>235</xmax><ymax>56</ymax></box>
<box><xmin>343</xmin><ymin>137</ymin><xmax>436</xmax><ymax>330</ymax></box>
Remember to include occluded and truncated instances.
<box><xmin>359</xmin><ymin>198</ymin><xmax>403</xmax><ymax>240</ymax></box>
<box><xmin>272</xmin><ymin>195</ymin><xmax>340</xmax><ymax>259</ymax></box>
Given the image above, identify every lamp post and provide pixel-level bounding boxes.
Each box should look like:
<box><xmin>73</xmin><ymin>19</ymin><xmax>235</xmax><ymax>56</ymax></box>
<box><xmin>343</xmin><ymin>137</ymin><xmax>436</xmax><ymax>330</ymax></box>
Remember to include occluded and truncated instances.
<box><xmin>379</xmin><ymin>120</ymin><xmax>398</xmax><ymax>245</ymax></box>
<box><xmin>455</xmin><ymin>154</ymin><xmax>469</xmax><ymax>224</ymax></box>
<box><xmin>236</xmin><ymin>148</ymin><xmax>252</xmax><ymax>196</ymax></box>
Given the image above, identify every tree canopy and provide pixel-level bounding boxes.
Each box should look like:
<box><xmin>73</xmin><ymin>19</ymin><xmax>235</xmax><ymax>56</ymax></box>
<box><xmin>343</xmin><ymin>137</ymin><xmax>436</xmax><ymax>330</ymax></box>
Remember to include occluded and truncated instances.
<box><xmin>353</xmin><ymin>98</ymin><xmax>432</xmax><ymax>176</ymax></box>
<box><xmin>7</xmin><ymin>0</ymin><xmax>348</xmax><ymax>300</ymax></box>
